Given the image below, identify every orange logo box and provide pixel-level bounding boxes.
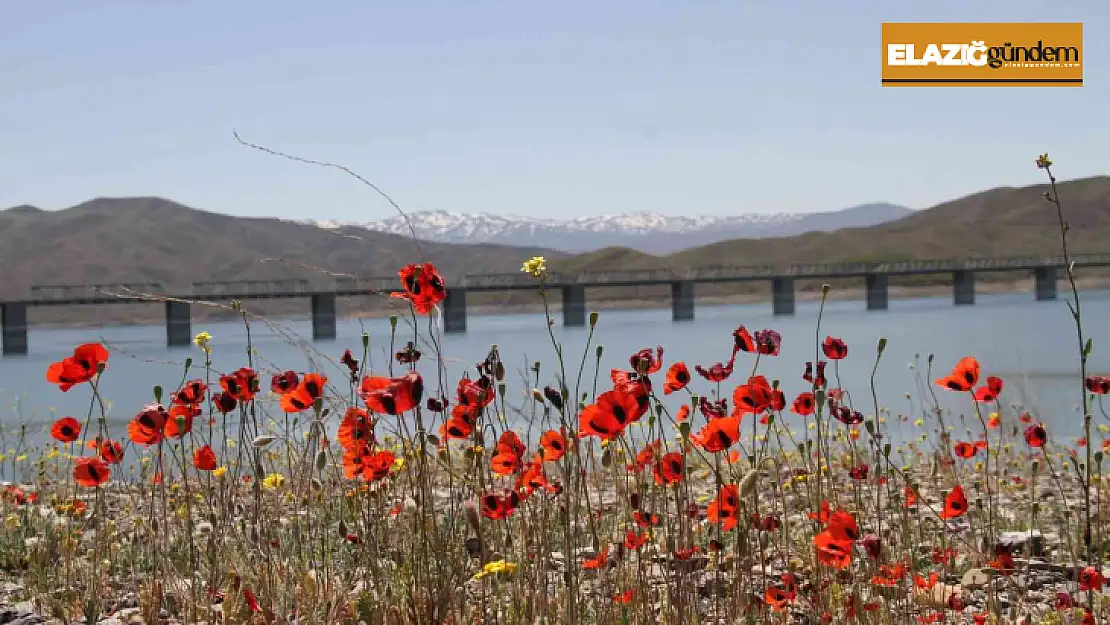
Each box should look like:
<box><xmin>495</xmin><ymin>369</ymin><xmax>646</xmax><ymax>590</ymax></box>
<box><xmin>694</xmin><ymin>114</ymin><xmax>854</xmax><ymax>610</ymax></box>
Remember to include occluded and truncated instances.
<box><xmin>881</xmin><ymin>22</ymin><xmax>1083</xmax><ymax>87</ymax></box>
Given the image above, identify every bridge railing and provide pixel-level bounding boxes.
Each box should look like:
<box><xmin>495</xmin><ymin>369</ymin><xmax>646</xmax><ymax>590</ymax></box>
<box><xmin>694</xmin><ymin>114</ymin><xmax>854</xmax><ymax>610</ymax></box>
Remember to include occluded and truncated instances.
<box><xmin>332</xmin><ymin>276</ymin><xmax>397</xmax><ymax>293</ymax></box>
<box><xmin>191</xmin><ymin>279</ymin><xmax>310</xmax><ymax>297</ymax></box>
<box><xmin>30</xmin><ymin>283</ymin><xmax>166</xmax><ymax>301</ymax></box>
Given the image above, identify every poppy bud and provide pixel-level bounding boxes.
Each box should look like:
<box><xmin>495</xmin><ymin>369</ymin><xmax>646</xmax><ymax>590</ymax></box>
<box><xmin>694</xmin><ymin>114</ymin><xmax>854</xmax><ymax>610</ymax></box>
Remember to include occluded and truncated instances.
<box><xmin>184</xmin><ymin>357</ymin><xmax>192</xmax><ymax>369</ymax></box>
<box><xmin>389</xmin><ymin>315</ymin><xmax>398</xmax><ymax>330</ymax></box>
<box><xmin>877</xmin><ymin>337</ymin><xmax>887</xmax><ymax>356</ymax></box>
<box><xmin>821</xmin><ymin>284</ymin><xmax>830</xmax><ymax>296</ymax></box>
<box><xmin>596</xmin><ymin>345</ymin><xmax>604</xmax><ymax>360</ymax></box>
<box><xmin>362</xmin><ymin>333</ymin><xmax>369</xmax><ymax>349</ymax></box>
<box><xmin>153</xmin><ymin>385</ymin><xmax>163</xmax><ymax>403</ymax></box>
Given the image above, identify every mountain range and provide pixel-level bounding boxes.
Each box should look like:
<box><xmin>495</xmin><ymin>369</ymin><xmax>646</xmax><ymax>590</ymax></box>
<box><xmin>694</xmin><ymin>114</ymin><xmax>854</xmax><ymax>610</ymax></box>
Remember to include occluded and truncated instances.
<box><xmin>312</xmin><ymin>202</ymin><xmax>914</xmax><ymax>253</ymax></box>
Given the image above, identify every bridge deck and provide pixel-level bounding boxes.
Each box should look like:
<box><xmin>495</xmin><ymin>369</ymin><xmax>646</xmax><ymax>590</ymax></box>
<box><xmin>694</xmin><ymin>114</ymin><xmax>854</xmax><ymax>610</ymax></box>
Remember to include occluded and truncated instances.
<box><xmin>7</xmin><ymin>254</ymin><xmax>1110</xmax><ymax>306</ymax></box>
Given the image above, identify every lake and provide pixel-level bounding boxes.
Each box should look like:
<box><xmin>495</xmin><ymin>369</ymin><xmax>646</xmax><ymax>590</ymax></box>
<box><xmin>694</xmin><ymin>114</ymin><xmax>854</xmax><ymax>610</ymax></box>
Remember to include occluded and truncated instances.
<box><xmin>1</xmin><ymin>291</ymin><xmax>1105</xmax><ymax>454</ymax></box>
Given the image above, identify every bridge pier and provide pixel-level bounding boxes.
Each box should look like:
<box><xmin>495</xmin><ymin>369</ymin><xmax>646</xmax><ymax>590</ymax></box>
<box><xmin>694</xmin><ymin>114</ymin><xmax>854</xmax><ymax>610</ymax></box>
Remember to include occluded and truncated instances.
<box><xmin>311</xmin><ymin>294</ymin><xmax>337</xmax><ymax>340</ymax></box>
<box><xmin>672</xmin><ymin>281</ymin><xmax>695</xmax><ymax>321</ymax></box>
<box><xmin>865</xmin><ymin>274</ymin><xmax>889</xmax><ymax>310</ymax></box>
<box><xmin>953</xmin><ymin>270</ymin><xmax>975</xmax><ymax>306</ymax></box>
<box><xmin>165</xmin><ymin>301</ymin><xmax>191</xmax><ymax>347</ymax></box>
<box><xmin>444</xmin><ymin>289</ymin><xmax>467</xmax><ymax>334</ymax></box>
<box><xmin>562</xmin><ymin>285</ymin><xmax>586</xmax><ymax>327</ymax></box>
<box><xmin>1</xmin><ymin>303</ymin><xmax>28</xmax><ymax>356</ymax></box>
<box><xmin>1034</xmin><ymin>266</ymin><xmax>1057</xmax><ymax>301</ymax></box>
<box><xmin>772</xmin><ymin>278</ymin><xmax>795</xmax><ymax>315</ymax></box>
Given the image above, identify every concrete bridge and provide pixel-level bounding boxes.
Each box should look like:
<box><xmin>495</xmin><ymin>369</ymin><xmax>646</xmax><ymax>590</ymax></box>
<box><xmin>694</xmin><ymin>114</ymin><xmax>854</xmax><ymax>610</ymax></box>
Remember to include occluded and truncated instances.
<box><xmin>2</xmin><ymin>255</ymin><xmax>1108</xmax><ymax>355</ymax></box>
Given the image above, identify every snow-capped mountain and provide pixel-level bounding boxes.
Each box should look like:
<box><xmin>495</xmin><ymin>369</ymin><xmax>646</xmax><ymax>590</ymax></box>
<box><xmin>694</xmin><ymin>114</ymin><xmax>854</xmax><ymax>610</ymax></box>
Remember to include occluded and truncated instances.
<box><xmin>311</xmin><ymin>203</ymin><xmax>913</xmax><ymax>254</ymax></box>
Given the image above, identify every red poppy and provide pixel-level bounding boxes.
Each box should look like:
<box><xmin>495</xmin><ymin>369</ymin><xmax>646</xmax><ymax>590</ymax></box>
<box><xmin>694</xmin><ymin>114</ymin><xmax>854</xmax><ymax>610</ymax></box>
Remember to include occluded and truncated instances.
<box><xmin>953</xmin><ymin>441</ymin><xmax>977</xmax><ymax>459</ymax></box>
<box><xmin>848</xmin><ymin>464</ymin><xmax>869</xmax><ymax>480</ymax></box>
<box><xmin>940</xmin><ymin>485</ymin><xmax>968</xmax><ymax>519</ymax></box>
<box><xmin>629</xmin><ymin>346</ymin><xmax>663</xmax><ymax>375</ymax></box>
<box><xmin>791</xmin><ymin>392</ymin><xmax>816</xmax><ymax>416</ymax></box>
<box><xmin>707</xmin><ymin>484</ymin><xmax>741</xmax><ymax>530</ymax></box>
<box><xmin>1024</xmin><ymin>423</ymin><xmax>1048</xmax><ymax>448</ymax></box>
<box><xmin>692</xmin><ymin>415</ymin><xmax>741</xmax><ymax>453</ymax></box>
<box><xmin>392</xmin><ymin>262</ymin><xmax>447</xmax><ymax>314</ymax></box>
<box><xmin>1086</xmin><ymin>375</ymin><xmax>1110</xmax><ymax>394</ymax></box>
<box><xmin>479</xmin><ymin>491</ymin><xmax>518</xmax><ymax>520</ymax></box>
<box><xmin>634</xmin><ymin>511</ymin><xmax>660</xmax><ymax>527</ymax></box>
<box><xmin>803</xmin><ymin>361</ymin><xmax>827</xmax><ymax>388</ymax></box>
<box><xmin>457</xmin><ymin>376</ymin><xmax>496</xmax><ymax>409</ymax></box>
<box><xmin>211</xmin><ymin>392</ymin><xmax>237</xmax><ymax>414</ymax></box>
<box><xmin>973</xmin><ymin>376</ymin><xmax>1004</xmax><ymax>402</ymax></box>
<box><xmin>337</xmin><ymin>407</ymin><xmax>375</xmax><ymax>451</ymax></box>
<box><xmin>46</xmin><ymin>343</ymin><xmax>109</xmax><ymax>392</ymax></box>
<box><xmin>583</xmin><ymin>547</ymin><xmax>609</xmax><ymax>570</ymax></box>
<box><xmin>491</xmin><ymin>430</ymin><xmax>526</xmax><ymax>476</ymax></box>
<box><xmin>653</xmin><ymin>452</ymin><xmax>684</xmax><ymax>485</ymax></box>
<box><xmin>733</xmin><ymin>326</ymin><xmax>755</xmax><ymax>352</ymax></box>
<box><xmin>675</xmin><ymin>405</ymin><xmax>691</xmax><ymax>422</ymax></box>
<box><xmin>611</xmin><ymin>590</ymin><xmax>634</xmax><ymax>604</ymax></box>
<box><xmin>935</xmin><ymin>356</ymin><xmax>980</xmax><ymax>392</ymax></box>
<box><xmin>280</xmin><ymin>373</ymin><xmax>328</xmax><ymax>413</ymax></box>
<box><xmin>360</xmin><ymin>372</ymin><xmax>423</xmax><ymax>416</ymax></box>
<box><xmin>98</xmin><ymin>439</ymin><xmax>124</xmax><ymax>464</ymax></box>
<box><xmin>193</xmin><ymin>445</ymin><xmax>218</xmax><ymax>471</ymax></box>
<box><xmin>753</xmin><ymin>329</ymin><xmax>781</xmax><ymax>355</ymax></box>
<box><xmin>219</xmin><ymin>367</ymin><xmax>258</xmax><ymax>402</ymax></box>
<box><xmin>624</xmin><ymin>531</ymin><xmax>648</xmax><ymax>550</ymax></box>
<box><xmin>862</xmin><ymin>534</ymin><xmax>882</xmax><ymax>559</ymax></box>
<box><xmin>340</xmin><ymin>349</ymin><xmax>359</xmax><ymax>380</ymax></box>
<box><xmin>733</xmin><ymin>376</ymin><xmax>774</xmax><ymax>416</ymax></box>
<box><xmin>827</xmin><ymin>510</ymin><xmax>859</xmax><ymax>541</ymax></box>
<box><xmin>578</xmin><ymin>390</ymin><xmax>638</xmax><ymax>441</ymax></box>
<box><xmin>128</xmin><ymin>404</ymin><xmax>169</xmax><ymax>446</ymax></box>
<box><xmin>814</xmin><ymin>530</ymin><xmax>852</xmax><ymax>568</ymax></box>
<box><xmin>539</xmin><ymin>430</ymin><xmax>566</xmax><ymax>461</ymax></box>
<box><xmin>165</xmin><ymin>403</ymin><xmax>199</xmax><ymax>438</ymax></box>
<box><xmin>172</xmin><ymin>379</ymin><xmax>207</xmax><ymax>406</ymax></box>
<box><xmin>1078</xmin><ymin>566</ymin><xmax>1104</xmax><ymax>591</ymax></box>
<box><xmin>51</xmin><ymin>417</ymin><xmax>82</xmax><ymax>443</ymax></box>
<box><xmin>663</xmin><ymin>362</ymin><xmax>691</xmax><ymax>395</ymax></box>
<box><xmin>74</xmin><ymin>456</ymin><xmax>110</xmax><ymax>487</ymax></box>
<box><xmin>441</xmin><ymin>406</ymin><xmax>476</xmax><ymax>440</ymax></box>
<box><xmin>270</xmin><ymin>370</ymin><xmax>299</xmax><ymax>394</ymax></box>
<box><xmin>395</xmin><ymin>341</ymin><xmax>421</xmax><ymax>365</ymax></box>
<box><xmin>695</xmin><ymin>354</ymin><xmax>736</xmax><ymax>383</ymax></box>
<box><xmin>822</xmin><ymin>336</ymin><xmax>848</xmax><ymax>360</ymax></box>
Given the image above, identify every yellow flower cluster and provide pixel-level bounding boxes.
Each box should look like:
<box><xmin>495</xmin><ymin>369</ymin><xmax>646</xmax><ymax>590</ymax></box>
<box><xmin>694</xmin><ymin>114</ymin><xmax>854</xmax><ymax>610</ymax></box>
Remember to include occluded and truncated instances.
<box><xmin>193</xmin><ymin>331</ymin><xmax>212</xmax><ymax>354</ymax></box>
<box><xmin>472</xmin><ymin>559</ymin><xmax>517</xmax><ymax>580</ymax></box>
<box><xmin>521</xmin><ymin>256</ymin><xmax>547</xmax><ymax>278</ymax></box>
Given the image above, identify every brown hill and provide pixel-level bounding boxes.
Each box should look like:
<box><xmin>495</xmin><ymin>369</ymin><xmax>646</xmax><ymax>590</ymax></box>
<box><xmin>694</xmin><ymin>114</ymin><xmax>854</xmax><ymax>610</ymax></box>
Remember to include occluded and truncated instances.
<box><xmin>0</xmin><ymin>197</ymin><xmax>564</xmax><ymax>325</ymax></box>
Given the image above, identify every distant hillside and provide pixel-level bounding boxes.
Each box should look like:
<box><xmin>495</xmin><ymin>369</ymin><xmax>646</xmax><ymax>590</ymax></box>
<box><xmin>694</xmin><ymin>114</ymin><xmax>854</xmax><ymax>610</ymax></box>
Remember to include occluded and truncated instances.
<box><xmin>315</xmin><ymin>202</ymin><xmax>915</xmax><ymax>254</ymax></box>
<box><xmin>0</xmin><ymin>197</ymin><xmax>563</xmax><ymax>325</ymax></box>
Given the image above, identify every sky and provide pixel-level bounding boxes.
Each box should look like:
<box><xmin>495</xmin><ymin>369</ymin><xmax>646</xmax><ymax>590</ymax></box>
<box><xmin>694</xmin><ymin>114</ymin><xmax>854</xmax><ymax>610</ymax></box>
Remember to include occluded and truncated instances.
<box><xmin>1</xmin><ymin>1</ymin><xmax>1106</xmax><ymax>221</ymax></box>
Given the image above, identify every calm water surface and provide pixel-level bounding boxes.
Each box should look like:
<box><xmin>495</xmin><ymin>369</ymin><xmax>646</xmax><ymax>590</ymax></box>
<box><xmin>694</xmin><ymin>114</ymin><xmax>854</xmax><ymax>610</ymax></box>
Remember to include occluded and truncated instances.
<box><xmin>1</xmin><ymin>291</ymin><xmax>1107</xmax><ymax>453</ymax></box>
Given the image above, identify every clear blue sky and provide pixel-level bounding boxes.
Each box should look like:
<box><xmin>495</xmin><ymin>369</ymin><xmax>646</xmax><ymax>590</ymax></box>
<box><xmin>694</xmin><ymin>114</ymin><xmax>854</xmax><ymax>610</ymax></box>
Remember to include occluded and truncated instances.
<box><xmin>1</xmin><ymin>1</ymin><xmax>1106</xmax><ymax>221</ymax></box>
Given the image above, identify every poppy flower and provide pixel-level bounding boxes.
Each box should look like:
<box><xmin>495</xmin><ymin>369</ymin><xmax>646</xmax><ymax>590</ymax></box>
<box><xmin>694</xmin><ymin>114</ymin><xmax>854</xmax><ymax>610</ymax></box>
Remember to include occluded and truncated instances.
<box><xmin>172</xmin><ymin>379</ymin><xmax>207</xmax><ymax>406</ymax></box>
<box><xmin>74</xmin><ymin>456</ymin><xmax>110</xmax><ymax>487</ymax></box>
<box><xmin>675</xmin><ymin>405</ymin><xmax>691</xmax><ymax>423</ymax></box>
<box><xmin>753</xmin><ymin>329</ymin><xmax>781</xmax><ymax>355</ymax></box>
<box><xmin>692</xmin><ymin>415</ymin><xmax>741</xmax><ymax>453</ymax></box>
<box><xmin>935</xmin><ymin>356</ymin><xmax>980</xmax><ymax>392</ymax></box>
<box><xmin>457</xmin><ymin>376</ymin><xmax>495</xmax><ymax>409</ymax></box>
<box><xmin>791</xmin><ymin>392</ymin><xmax>816</xmax><ymax>416</ymax></box>
<box><xmin>814</xmin><ymin>530</ymin><xmax>852</xmax><ymax>568</ymax></box>
<box><xmin>733</xmin><ymin>376</ymin><xmax>774</xmax><ymax>416</ymax></box>
<box><xmin>1024</xmin><ymin>423</ymin><xmax>1048</xmax><ymax>448</ymax></box>
<box><xmin>611</xmin><ymin>590</ymin><xmax>634</xmax><ymax>604</ymax></box>
<box><xmin>953</xmin><ymin>441</ymin><xmax>977</xmax><ymax>459</ymax></box>
<box><xmin>270</xmin><ymin>370</ymin><xmax>299</xmax><ymax>394</ymax></box>
<box><xmin>219</xmin><ymin>367</ymin><xmax>258</xmax><ymax>402</ymax></box>
<box><xmin>861</xmin><ymin>534</ymin><xmax>882</xmax><ymax>559</ymax></box>
<box><xmin>695</xmin><ymin>355</ymin><xmax>736</xmax><ymax>383</ymax></box>
<box><xmin>733</xmin><ymin>326</ymin><xmax>755</xmax><ymax>352</ymax></box>
<box><xmin>664</xmin><ymin>362</ymin><xmax>691</xmax><ymax>395</ymax></box>
<box><xmin>973</xmin><ymin>376</ymin><xmax>1004</xmax><ymax>402</ymax></box>
<box><xmin>583</xmin><ymin>547</ymin><xmax>610</xmax><ymax>570</ymax></box>
<box><xmin>822</xmin><ymin>336</ymin><xmax>848</xmax><ymax>360</ymax></box>
<box><xmin>51</xmin><ymin>417</ymin><xmax>82</xmax><ymax>443</ymax></box>
<box><xmin>395</xmin><ymin>341</ymin><xmax>421</xmax><ymax>364</ymax></box>
<box><xmin>578</xmin><ymin>390</ymin><xmax>638</xmax><ymax>441</ymax></box>
<box><xmin>165</xmin><ymin>403</ymin><xmax>199</xmax><ymax>438</ymax></box>
<box><xmin>193</xmin><ymin>445</ymin><xmax>218</xmax><ymax>471</ymax></box>
<box><xmin>629</xmin><ymin>346</ymin><xmax>663</xmax><ymax>375</ymax></box>
<box><xmin>128</xmin><ymin>404</ymin><xmax>169</xmax><ymax>446</ymax></box>
<box><xmin>627</xmin><ymin>442</ymin><xmax>658</xmax><ymax>473</ymax></box>
<box><xmin>653</xmin><ymin>452</ymin><xmax>684</xmax><ymax>485</ymax></box>
<box><xmin>280</xmin><ymin>373</ymin><xmax>328</xmax><ymax>413</ymax></box>
<box><xmin>707</xmin><ymin>484</ymin><xmax>741</xmax><ymax>530</ymax></box>
<box><xmin>624</xmin><ymin>531</ymin><xmax>648</xmax><ymax>550</ymax></box>
<box><xmin>491</xmin><ymin>431</ymin><xmax>526</xmax><ymax>476</ymax></box>
<box><xmin>392</xmin><ymin>262</ymin><xmax>447</xmax><ymax>314</ymax></box>
<box><xmin>337</xmin><ymin>407</ymin><xmax>375</xmax><ymax>451</ymax></box>
<box><xmin>539</xmin><ymin>430</ymin><xmax>566</xmax><ymax>461</ymax></box>
<box><xmin>479</xmin><ymin>491</ymin><xmax>518</xmax><ymax>520</ymax></box>
<box><xmin>340</xmin><ymin>349</ymin><xmax>359</xmax><ymax>380</ymax></box>
<box><xmin>698</xmin><ymin>396</ymin><xmax>728</xmax><ymax>420</ymax></box>
<box><xmin>634</xmin><ymin>511</ymin><xmax>660</xmax><ymax>527</ymax></box>
<box><xmin>940</xmin><ymin>485</ymin><xmax>968</xmax><ymax>519</ymax></box>
<box><xmin>1078</xmin><ymin>566</ymin><xmax>1104</xmax><ymax>591</ymax></box>
<box><xmin>46</xmin><ymin>343</ymin><xmax>109</xmax><ymax>392</ymax></box>
<box><xmin>826</xmin><ymin>510</ymin><xmax>859</xmax><ymax>542</ymax></box>
<box><xmin>441</xmin><ymin>407</ymin><xmax>476</xmax><ymax>440</ymax></box>
<box><xmin>1085</xmin><ymin>375</ymin><xmax>1110</xmax><ymax>395</ymax></box>
<box><xmin>848</xmin><ymin>464</ymin><xmax>869</xmax><ymax>480</ymax></box>
<box><xmin>803</xmin><ymin>361</ymin><xmax>827</xmax><ymax>388</ymax></box>
<box><xmin>98</xmin><ymin>439</ymin><xmax>124</xmax><ymax>464</ymax></box>
<box><xmin>211</xmin><ymin>392</ymin><xmax>237</xmax><ymax>414</ymax></box>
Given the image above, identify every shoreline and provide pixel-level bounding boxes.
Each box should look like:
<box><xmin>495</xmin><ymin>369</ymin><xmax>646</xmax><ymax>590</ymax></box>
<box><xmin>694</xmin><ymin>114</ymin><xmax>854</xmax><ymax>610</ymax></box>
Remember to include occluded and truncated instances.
<box><xmin>22</xmin><ymin>276</ymin><xmax>1109</xmax><ymax>331</ymax></box>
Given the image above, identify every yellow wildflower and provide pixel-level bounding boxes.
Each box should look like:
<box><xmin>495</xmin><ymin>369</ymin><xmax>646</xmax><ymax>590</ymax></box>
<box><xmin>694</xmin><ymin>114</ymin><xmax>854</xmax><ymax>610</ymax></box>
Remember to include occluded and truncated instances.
<box><xmin>472</xmin><ymin>559</ymin><xmax>517</xmax><ymax>580</ymax></box>
<box><xmin>521</xmin><ymin>256</ymin><xmax>547</xmax><ymax>278</ymax></box>
<box><xmin>213</xmin><ymin>466</ymin><xmax>228</xmax><ymax>479</ymax></box>
<box><xmin>4</xmin><ymin>514</ymin><xmax>20</xmax><ymax>530</ymax></box>
<box><xmin>193</xmin><ymin>331</ymin><xmax>212</xmax><ymax>353</ymax></box>
<box><xmin>262</xmin><ymin>473</ymin><xmax>285</xmax><ymax>490</ymax></box>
